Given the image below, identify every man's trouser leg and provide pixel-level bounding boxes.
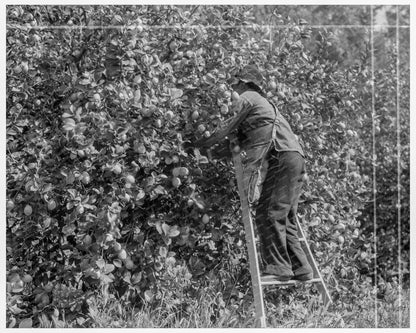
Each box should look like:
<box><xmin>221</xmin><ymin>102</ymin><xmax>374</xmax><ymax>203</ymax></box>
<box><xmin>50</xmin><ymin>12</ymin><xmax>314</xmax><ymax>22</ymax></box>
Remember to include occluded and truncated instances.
<box><xmin>255</xmin><ymin>150</ymin><xmax>312</xmax><ymax>277</ymax></box>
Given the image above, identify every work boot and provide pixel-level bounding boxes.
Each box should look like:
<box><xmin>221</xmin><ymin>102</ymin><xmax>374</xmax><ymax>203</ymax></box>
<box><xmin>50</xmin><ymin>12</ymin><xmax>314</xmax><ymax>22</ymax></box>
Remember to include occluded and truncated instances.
<box><xmin>293</xmin><ymin>272</ymin><xmax>314</xmax><ymax>281</ymax></box>
<box><xmin>292</xmin><ymin>262</ymin><xmax>313</xmax><ymax>281</ymax></box>
<box><xmin>262</xmin><ymin>264</ymin><xmax>294</xmax><ymax>281</ymax></box>
<box><xmin>261</xmin><ymin>274</ymin><xmax>293</xmax><ymax>282</ymax></box>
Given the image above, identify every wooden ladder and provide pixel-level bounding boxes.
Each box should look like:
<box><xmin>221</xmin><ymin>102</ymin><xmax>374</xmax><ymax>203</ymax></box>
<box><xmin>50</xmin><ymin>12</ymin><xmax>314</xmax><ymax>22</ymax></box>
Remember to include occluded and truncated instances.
<box><xmin>231</xmin><ymin>146</ymin><xmax>332</xmax><ymax>328</ymax></box>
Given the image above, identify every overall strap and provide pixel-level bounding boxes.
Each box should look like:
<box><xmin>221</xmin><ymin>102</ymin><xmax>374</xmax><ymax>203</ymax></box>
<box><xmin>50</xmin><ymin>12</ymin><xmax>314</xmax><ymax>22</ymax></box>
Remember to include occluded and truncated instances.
<box><xmin>268</xmin><ymin>99</ymin><xmax>279</xmax><ymax>142</ymax></box>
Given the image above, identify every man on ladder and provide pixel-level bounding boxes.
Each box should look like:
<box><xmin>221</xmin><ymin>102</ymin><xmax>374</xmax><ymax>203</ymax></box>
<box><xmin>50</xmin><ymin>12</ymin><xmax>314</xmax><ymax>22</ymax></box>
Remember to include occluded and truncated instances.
<box><xmin>192</xmin><ymin>64</ymin><xmax>314</xmax><ymax>282</ymax></box>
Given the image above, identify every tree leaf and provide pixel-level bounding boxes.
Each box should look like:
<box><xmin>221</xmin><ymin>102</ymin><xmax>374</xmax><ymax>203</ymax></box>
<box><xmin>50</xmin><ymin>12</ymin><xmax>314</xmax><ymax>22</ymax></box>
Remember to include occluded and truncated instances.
<box><xmin>136</xmin><ymin>189</ymin><xmax>146</xmax><ymax>201</ymax></box>
<box><xmin>155</xmin><ymin>221</ymin><xmax>163</xmax><ymax>235</ymax></box>
<box><xmin>168</xmin><ymin>225</ymin><xmax>180</xmax><ymax>238</ymax></box>
<box><xmin>113</xmin><ymin>259</ymin><xmax>122</xmax><ymax>268</ymax></box>
<box><xmin>104</xmin><ymin>263</ymin><xmax>115</xmax><ymax>274</ymax></box>
<box><xmin>159</xmin><ymin>246</ymin><xmax>168</xmax><ymax>257</ymax></box>
<box><xmin>9</xmin><ymin>304</ymin><xmax>25</xmax><ymax>314</ymax></box>
<box><xmin>198</xmin><ymin>156</ymin><xmax>209</xmax><ymax>164</ymax></box>
<box><xmin>193</xmin><ymin>196</ymin><xmax>206</xmax><ymax>210</ymax></box>
<box><xmin>100</xmin><ymin>274</ymin><xmax>114</xmax><ymax>284</ymax></box>
<box><xmin>144</xmin><ymin>290</ymin><xmax>154</xmax><ymax>303</ymax></box>
<box><xmin>169</xmin><ymin>88</ymin><xmax>183</xmax><ymax>100</ymax></box>
<box><xmin>78</xmin><ymin>78</ymin><xmax>91</xmax><ymax>85</ymax></box>
<box><xmin>153</xmin><ymin>185</ymin><xmax>167</xmax><ymax>196</ymax></box>
<box><xmin>161</xmin><ymin>223</ymin><xmax>170</xmax><ymax>236</ymax></box>
<box><xmin>96</xmin><ymin>258</ymin><xmax>105</xmax><ymax>269</ymax></box>
<box><xmin>8</xmin><ymin>317</ymin><xmax>16</xmax><ymax>328</ymax></box>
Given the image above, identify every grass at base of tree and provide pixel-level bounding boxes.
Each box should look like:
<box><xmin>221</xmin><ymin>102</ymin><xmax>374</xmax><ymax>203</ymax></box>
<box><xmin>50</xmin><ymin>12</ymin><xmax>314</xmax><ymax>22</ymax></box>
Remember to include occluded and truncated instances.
<box><xmin>37</xmin><ymin>285</ymin><xmax>409</xmax><ymax>328</ymax></box>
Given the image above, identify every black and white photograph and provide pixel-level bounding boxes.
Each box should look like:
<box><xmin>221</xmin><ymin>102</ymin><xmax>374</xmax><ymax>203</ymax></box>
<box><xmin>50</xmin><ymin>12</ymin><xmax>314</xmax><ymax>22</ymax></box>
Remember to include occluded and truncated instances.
<box><xmin>3</xmin><ymin>1</ymin><xmax>413</xmax><ymax>329</ymax></box>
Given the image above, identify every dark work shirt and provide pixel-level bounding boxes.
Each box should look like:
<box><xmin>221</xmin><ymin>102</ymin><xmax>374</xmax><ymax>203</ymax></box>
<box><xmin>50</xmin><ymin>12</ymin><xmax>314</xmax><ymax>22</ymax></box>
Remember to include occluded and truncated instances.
<box><xmin>199</xmin><ymin>90</ymin><xmax>304</xmax><ymax>159</ymax></box>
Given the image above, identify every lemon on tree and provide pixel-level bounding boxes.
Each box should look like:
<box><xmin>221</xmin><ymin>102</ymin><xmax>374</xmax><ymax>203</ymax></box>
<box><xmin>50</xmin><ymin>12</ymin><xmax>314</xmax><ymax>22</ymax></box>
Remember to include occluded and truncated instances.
<box><xmin>202</xmin><ymin>214</ymin><xmax>210</xmax><ymax>224</ymax></box>
<box><xmin>179</xmin><ymin>167</ymin><xmax>189</xmax><ymax>177</ymax></box>
<box><xmin>81</xmin><ymin>171</ymin><xmax>90</xmax><ymax>184</ymax></box>
<box><xmin>126</xmin><ymin>174</ymin><xmax>135</xmax><ymax>184</ymax></box>
<box><xmin>125</xmin><ymin>258</ymin><xmax>134</xmax><ymax>270</ymax></box>
<box><xmin>172</xmin><ymin>177</ymin><xmax>181</xmax><ymax>188</ymax></box>
<box><xmin>231</xmin><ymin>91</ymin><xmax>239</xmax><ymax>101</ymax></box>
<box><xmin>113</xmin><ymin>242</ymin><xmax>122</xmax><ymax>252</ymax></box>
<box><xmin>112</xmin><ymin>164</ymin><xmax>122</xmax><ymax>174</ymax></box>
<box><xmin>6</xmin><ymin>200</ymin><xmax>15</xmax><ymax>210</ymax></box>
<box><xmin>22</xmin><ymin>274</ymin><xmax>33</xmax><ymax>283</ymax></box>
<box><xmin>197</xmin><ymin>124</ymin><xmax>205</xmax><ymax>133</ymax></box>
<box><xmin>191</xmin><ymin>110</ymin><xmax>199</xmax><ymax>120</ymax></box>
<box><xmin>83</xmin><ymin>234</ymin><xmax>92</xmax><ymax>246</ymax></box>
<box><xmin>172</xmin><ymin>167</ymin><xmax>181</xmax><ymax>177</ymax></box>
<box><xmin>24</xmin><ymin>204</ymin><xmax>33</xmax><ymax>216</ymax></box>
<box><xmin>118</xmin><ymin>249</ymin><xmax>127</xmax><ymax>260</ymax></box>
<box><xmin>47</xmin><ymin>200</ymin><xmax>57</xmax><ymax>211</ymax></box>
<box><xmin>220</xmin><ymin>104</ymin><xmax>229</xmax><ymax>115</ymax></box>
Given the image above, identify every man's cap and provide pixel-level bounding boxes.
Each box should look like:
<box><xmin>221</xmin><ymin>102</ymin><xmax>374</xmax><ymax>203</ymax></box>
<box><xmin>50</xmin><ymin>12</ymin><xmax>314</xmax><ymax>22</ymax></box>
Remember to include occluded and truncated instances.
<box><xmin>234</xmin><ymin>65</ymin><xmax>264</xmax><ymax>89</ymax></box>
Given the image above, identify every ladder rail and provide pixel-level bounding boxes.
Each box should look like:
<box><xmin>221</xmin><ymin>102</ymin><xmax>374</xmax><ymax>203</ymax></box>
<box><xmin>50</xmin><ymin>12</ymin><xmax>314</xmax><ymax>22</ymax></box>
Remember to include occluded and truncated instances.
<box><xmin>296</xmin><ymin>217</ymin><xmax>332</xmax><ymax>307</ymax></box>
<box><xmin>232</xmin><ymin>148</ymin><xmax>267</xmax><ymax>328</ymax></box>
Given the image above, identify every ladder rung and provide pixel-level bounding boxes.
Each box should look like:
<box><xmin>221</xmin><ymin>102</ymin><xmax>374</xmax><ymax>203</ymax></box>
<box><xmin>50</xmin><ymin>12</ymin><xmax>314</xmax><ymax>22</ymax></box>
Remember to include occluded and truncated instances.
<box><xmin>261</xmin><ymin>277</ymin><xmax>322</xmax><ymax>286</ymax></box>
<box><xmin>257</xmin><ymin>237</ymin><xmax>306</xmax><ymax>244</ymax></box>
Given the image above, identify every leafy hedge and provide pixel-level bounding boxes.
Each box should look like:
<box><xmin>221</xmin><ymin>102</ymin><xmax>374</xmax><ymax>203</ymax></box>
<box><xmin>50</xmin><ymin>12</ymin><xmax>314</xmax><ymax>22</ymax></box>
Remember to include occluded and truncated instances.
<box><xmin>6</xmin><ymin>5</ymin><xmax>409</xmax><ymax>328</ymax></box>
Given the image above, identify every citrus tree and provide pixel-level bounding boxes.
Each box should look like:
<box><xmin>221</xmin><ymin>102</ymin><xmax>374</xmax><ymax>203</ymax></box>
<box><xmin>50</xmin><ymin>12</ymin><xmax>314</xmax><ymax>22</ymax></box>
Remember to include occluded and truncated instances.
<box><xmin>7</xmin><ymin>5</ymin><xmax>408</xmax><ymax>328</ymax></box>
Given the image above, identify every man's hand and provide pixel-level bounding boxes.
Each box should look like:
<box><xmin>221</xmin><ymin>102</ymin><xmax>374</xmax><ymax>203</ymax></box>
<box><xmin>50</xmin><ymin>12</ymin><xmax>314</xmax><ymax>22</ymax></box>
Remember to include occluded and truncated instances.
<box><xmin>182</xmin><ymin>141</ymin><xmax>193</xmax><ymax>150</ymax></box>
<box><xmin>182</xmin><ymin>140</ymin><xmax>210</xmax><ymax>158</ymax></box>
<box><xmin>209</xmin><ymin>140</ymin><xmax>232</xmax><ymax>160</ymax></box>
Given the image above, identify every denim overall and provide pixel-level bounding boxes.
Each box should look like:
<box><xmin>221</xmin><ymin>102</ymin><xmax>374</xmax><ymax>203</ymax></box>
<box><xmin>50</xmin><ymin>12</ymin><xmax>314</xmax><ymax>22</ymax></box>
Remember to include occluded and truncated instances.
<box><xmin>238</xmin><ymin>91</ymin><xmax>312</xmax><ymax>278</ymax></box>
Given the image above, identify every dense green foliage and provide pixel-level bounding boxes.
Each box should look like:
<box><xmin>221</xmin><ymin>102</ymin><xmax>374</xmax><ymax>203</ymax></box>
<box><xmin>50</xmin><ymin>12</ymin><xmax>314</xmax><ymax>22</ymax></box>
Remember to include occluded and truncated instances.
<box><xmin>6</xmin><ymin>5</ymin><xmax>409</xmax><ymax>328</ymax></box>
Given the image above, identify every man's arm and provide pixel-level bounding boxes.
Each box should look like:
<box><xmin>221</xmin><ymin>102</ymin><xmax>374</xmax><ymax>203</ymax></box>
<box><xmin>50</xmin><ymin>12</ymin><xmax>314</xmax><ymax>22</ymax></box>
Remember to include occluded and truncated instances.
<box><xmin>195</xmin><ymin>97</ymin><xmax>251</xmax><ymax>148</ymax></box>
